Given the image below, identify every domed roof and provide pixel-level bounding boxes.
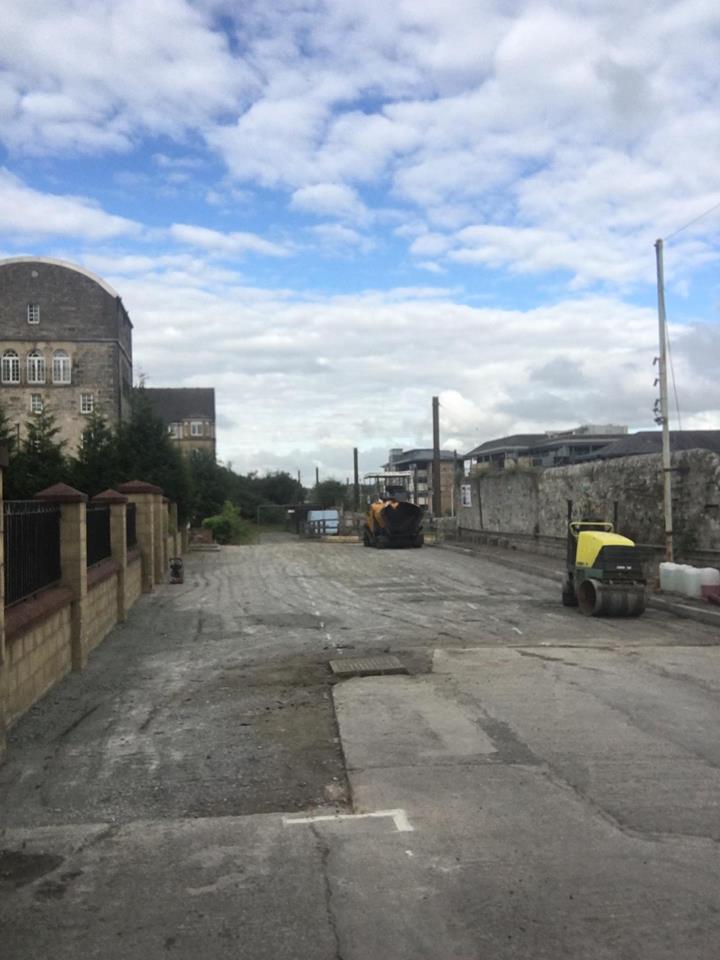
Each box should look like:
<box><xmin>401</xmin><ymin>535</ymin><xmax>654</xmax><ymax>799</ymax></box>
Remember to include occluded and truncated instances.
<box><xmin>0</xmin><ymin>256</ymin><xmax>120</xmax><ymax>298</ymax></box>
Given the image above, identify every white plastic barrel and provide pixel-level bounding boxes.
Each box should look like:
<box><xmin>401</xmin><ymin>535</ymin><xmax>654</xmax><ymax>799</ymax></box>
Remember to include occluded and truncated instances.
<box><xmin>682</xmin><ymin>566</ymin><xmax>703</xmax><ymax>599</ymax></box>
<box><xmin>659</xmin><ymin>562</ymin><xmax>680</xmax><ymax>592</ymax></box>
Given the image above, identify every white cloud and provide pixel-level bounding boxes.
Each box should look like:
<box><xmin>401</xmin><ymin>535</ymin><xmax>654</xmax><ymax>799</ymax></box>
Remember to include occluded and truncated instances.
<box><xmin>0</xmin><ymin>169</ymin><xmax>140</xmax><ymax>239</ymax></box>
<box><xmin>169</xmin><ymin>223</ymin><xmax>291</xmax><ymax>257</ymax></box>
<box><xmin>81</xmin><ymin>253</ymin><xmax>719</xmax><ymax>477</ymax></box>
<box><xmin>290</xmin><ymin>183</ymin><xmax>369</xmax><ymax>223</ymax></box>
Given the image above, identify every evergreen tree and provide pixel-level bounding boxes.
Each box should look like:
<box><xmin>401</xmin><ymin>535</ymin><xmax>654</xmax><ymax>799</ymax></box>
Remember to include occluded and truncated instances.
<box><xmin>5</xmin><ymin>406</ymin><xmax>68</xmax><ymax>499</ymax></box>
<box><xmin>116</xmin><ymin>386</ymin><xmax>191</xmax><ymax>517</ymax></box>
<box><xmin>0</xmin><ymin>400</ymin><xmax>17</xmax><ymax>456</ymax></box>
<box><xmin>69</xmin><ymin>408</ymin><xmax>118</xmax><ymax>496</ymax></box>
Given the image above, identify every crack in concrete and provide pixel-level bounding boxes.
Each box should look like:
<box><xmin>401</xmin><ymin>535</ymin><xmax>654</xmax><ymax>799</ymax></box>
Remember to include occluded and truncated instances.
<box><xmin>309</xmin><ymin>824</ymin><xmax>346</xmax><ymax>960</ymax></box>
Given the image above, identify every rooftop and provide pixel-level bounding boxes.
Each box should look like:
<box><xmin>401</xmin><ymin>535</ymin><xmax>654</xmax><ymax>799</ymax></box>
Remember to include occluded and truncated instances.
<box><xmin>143</xmin><ymin>387</ymin><xmax>216</xmax><ymax>423</ymax></box>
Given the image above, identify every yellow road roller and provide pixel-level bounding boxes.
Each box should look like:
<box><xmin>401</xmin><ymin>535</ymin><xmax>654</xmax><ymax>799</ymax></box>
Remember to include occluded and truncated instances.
<box><xmin>562</xmin><ymin>520</ymin><xmax>646</xmax><ymax>616</ymax></box>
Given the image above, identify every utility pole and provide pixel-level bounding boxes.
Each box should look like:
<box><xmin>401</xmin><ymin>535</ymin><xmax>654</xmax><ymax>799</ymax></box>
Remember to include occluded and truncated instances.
<box><xmin>297</xmin><ymin>469</ymin><xmax>301</xmax><ymax>486</ymax></box>
<box><xmin>654</xmin><ymin>238</ymin><xmax>674</xmax><ymax>561</ymax></box>
<box><xmin>315</xmin><ymin>466</ymin><xmax>320</xmax><ymax>487</ymax></box>
<box><xmin>353</xmin><ymin>447</ymin><xmax>360</xmax><ymax>510</ymax></box>
<box><xmin>432</xmin><ymin>395</ymin><xmax>442</xmax><ymax>517</ymax></box>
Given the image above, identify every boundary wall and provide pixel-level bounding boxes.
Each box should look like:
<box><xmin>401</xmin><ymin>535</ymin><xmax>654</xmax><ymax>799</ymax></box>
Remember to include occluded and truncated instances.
<box><xmin>0</xmin><ymin>474</ymin><xmax>183</xmax><ymax>756</ymax></box>
<box><xmin>456</xmin><ymin>449</ymin><xmax>720</xmax><ymax>569</ymax></box>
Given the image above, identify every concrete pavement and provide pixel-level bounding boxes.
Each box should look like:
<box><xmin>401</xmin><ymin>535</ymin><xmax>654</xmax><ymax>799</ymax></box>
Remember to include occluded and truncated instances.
<box><xmin>1</xmin><ymin>537</ymin><xmax>719</xmax><ymax>958</ymax></box>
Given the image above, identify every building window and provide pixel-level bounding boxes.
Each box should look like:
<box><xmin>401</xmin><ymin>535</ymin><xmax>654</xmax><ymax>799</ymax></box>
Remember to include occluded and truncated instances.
<box><xmin>30</xmin><ymin>393</ymin><xmax>43</xmax><ymax>414</ymax></box>
<box><xmin>80</xmin><ymin>393</ymin><xmax>94</xmax><ymax>414</ymax></box>
<box><xmin>1</xmin><ymin>350</ymin><xmax>20</xmax><ymax>384</ymax></box>
<box><xmin>190</xmin><ymin>421</ymin><xmax>204</xmax><ymax>437</ymax></box>
<box><xmin>168</xmin><ymin>422</ymin><xmax>182</xmax><ymax>438</ymax></box>
<box><xmin>52</xmin><ymin>350</ymin><xmax>71</xmax><ymax>384</ymax></box>
<box><xmin>27</xmin><ymin>350</ymin><xmax>45</xmax><ymax>383</ymax></box>
<box><xmin>27</xmin><ymin>303</ymin><xmax>40</xmax><ymax>324</ymax></box>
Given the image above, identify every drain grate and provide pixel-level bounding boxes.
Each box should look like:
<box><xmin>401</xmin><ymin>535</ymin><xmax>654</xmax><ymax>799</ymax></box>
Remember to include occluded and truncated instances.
<box><xmin>329</xmin><ymin>655</ymin><xmax>408</xmax><ymax>678</ymax></box>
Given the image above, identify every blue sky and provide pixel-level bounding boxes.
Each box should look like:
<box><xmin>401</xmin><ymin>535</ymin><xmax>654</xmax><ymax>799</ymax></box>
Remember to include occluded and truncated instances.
<box><xmin>1</xmin><ymin>0</ymin><xmax>719</xmax><ymax>478</ymax></box>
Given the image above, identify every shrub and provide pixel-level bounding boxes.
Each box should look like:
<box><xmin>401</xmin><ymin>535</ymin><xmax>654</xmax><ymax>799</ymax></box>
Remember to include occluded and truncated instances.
<box><xmin>202</xmin><ymin>501</ymin><xmax>256</xmax><ymax>544</ymax></box>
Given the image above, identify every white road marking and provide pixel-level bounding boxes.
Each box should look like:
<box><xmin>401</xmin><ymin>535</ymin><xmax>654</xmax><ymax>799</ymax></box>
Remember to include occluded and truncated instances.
<box><xmin>511</xmin><ymin>626</ymin><xmax>523</xmax><ymax>635</ymax></box>
<box><xmin>283</xmin><ymin>808</ymin><xmax>414</xmax><ymax>832</ymax></box>
<box><xmin>466</xmin><ymin>602</ymin><xmax>478</xmax><ymax>609</ymax></box>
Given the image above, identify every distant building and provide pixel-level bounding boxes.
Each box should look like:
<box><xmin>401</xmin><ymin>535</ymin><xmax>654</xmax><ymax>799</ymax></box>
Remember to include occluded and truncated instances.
<box><xmin>463</xmin><ymin>425</ymin><xmax>629</xmax><ymax>472</ymax></box>
<box><xmin>587</xmin><ymin>430</ymin><xmax>720</xmax><ymax>460</ymax></box>
<box><xmin>0</xmin><ymin>257</ymin><xmax>133</xmax><ymax>451</ymax></box>
<box><xmin>385</xmin><ymin>448</ymin><xmax>457</xmax><ymax>514</ymax></box>
<box><xmin>144</xmin><ymin>387</ymin><xmax>216</xmax><ymax>459</ymax></box>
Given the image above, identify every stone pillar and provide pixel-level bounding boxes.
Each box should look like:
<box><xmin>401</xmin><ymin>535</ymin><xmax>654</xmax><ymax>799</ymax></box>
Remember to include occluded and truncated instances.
<box><xmin>93</xmin><ymin>489</ymin><xmax>128</xmax><ymax>622</ymax></box>
<box><xmin>0</xmin><ymin>445</ymin><xmax>8</xmax><ymax>757</ymax></box>
<box><xmin>170</xmin><ymin>502</ymin><xmax>180</xmax><ymax>557</ymax></box>
<box><xmin>35</xmin><ymin>483</ymin><xmax>88</xmax><ymax>672</ymax></box>
<box><xmin>117</xmin><ymin>481</ymin><xmax>163</xmax><ymax>594</ymax></box>
<box><xmin>153</xmin><ymin>495</ymin><xmax>165</xmax><ymax>585</ymax></box>
<box><xmin>161</xmin><ymin>497</ymin><xmax>170</xmax><ymax>572</ymax></box>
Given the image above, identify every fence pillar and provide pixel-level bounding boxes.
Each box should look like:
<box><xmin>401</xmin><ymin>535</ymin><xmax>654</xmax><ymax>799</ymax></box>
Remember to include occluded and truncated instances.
<box><xmin>93</xmin><ymin>489</ymin><xmax>127</xmax><ymax>623</ymax></box>
<box><xmin>0</xmin><ymin>446</ymin><xmax>8</xmax><ymax>756</ymax></box>
<box><xmin>161</xmin><ymin>497</ymin><xmax>170</xmax><ymax>574</ymax></box>
<box><xmin>35</xmin><ymin>483</ymin><xmax>88</xmax><ymax>672</ymax></box>
<box><xmin>117</xmin><ymin>482</ymin><xmax>163</xmax><ymax>593</ymax></box>
<box><xmin>170</xmin><ymin>502</ymin><xmax>180</xmax><ymax>557</ymax></box>
<box><xmin>153</xmin><ymin>495</ymin><xmax>165</xmax><ymax>585</ymax></box>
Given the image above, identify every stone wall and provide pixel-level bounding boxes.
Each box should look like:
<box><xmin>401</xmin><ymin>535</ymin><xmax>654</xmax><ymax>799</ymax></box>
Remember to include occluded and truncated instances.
<box><xmin>457</xmin><ymin>449</ymin><xmax>720</xmax><ymax>558</ymax></box>
<box><xmin>0</xmin><ymin>258</ymin><xmax>133</xmax><ymax>452</ymax></box>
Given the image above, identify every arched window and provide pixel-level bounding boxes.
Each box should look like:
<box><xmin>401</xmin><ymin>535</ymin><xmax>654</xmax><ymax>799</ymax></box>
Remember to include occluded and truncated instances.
<box><xmin>52</xmin><ymin>350</ymin><xmax>71</xmax><ymax>384</ymax></box>
<box><xmin>1</xmin><ymin>350</ymin><xmax>19</xmax><ymax>384</ymax></box>
<box><xmin>27</xmin><ymin>350</ymin><xmax>45</xmax><ymax>384</ymax></box>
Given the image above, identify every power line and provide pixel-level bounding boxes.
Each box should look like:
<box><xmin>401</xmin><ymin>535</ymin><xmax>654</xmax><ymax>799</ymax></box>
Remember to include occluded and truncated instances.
<box><xmin>664</xmin><ymin>198</ymin><xmax>720</xmax><ymax>242</ymax></box>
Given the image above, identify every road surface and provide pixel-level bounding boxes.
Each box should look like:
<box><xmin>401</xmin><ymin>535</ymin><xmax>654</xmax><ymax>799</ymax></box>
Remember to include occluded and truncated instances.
<box><xmin>1</xmin><ymin>537</ymin><xmax>719</xmax><ymax>958</ymax></box>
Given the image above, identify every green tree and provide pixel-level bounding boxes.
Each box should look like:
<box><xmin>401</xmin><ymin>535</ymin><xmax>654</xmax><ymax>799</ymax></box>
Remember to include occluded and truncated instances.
<box><xmin>0</xmin><ymin>400</ymin><xmax>17</xmax><ymax>455</ymax></box>
<box><xmin>311</xmin><ymin>479</ymin><xmax>347</xmax><ymax>508</ymax></box>
<box><xmin>5</xmin><ymin>406</ymin><xmax>68</xmax><ymax>499</ymax></box>
<box><xmin>116</xmin><ymin>387</ymin><xmax>191</xmax><ymax>518</ymax></box>
<box><xmin>255</xmin><ymin>470</ymin><xmax>304</xmax><ymax>505</ymax></box>
<box><xmin>69</xmin><ymin>408</ymin><xmax>118</xmax><ymax>496</ymax></box>
<box><xmin>187</xmin><ymin>449</ymin><xmax>233</xmax><ymax>524</ymax></box>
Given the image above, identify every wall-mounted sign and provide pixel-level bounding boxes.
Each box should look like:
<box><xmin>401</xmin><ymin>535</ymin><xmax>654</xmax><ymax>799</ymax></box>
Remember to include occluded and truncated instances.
<box><xmin>460</xmin><ymin>484</ymin><xmax>472</xmax><ymax>507</ymax></box>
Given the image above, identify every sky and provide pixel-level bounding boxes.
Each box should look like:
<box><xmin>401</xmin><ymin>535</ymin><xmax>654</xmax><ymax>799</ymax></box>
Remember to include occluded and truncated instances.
<box><xmin>1</xmin><ymin>0</ymin><xmax>719</xmax><ymax>480</ymax></box>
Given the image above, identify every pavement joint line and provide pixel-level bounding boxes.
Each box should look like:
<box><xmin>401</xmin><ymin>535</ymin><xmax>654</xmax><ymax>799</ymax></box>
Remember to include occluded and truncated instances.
<box><xmin>282</xmin><ymin>808</ymin><xmax>414</xmax><ymax>832</ymax></box>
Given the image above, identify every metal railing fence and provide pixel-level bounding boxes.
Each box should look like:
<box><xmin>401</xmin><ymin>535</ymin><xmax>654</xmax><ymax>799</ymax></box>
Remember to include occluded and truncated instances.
<box><xmin>3</xmin><ymin>501</ymin><xmax>62</xmax><ymax>607</ymax></box>
<box><xmin>86</xmin><ymin>504</ymin><xmax>111</xmax><ymax>567</ymax></box>
<box><xmin>126</xmin><ymin>502</ymin><xmax>137</xmax><ymax>549</ymax></box>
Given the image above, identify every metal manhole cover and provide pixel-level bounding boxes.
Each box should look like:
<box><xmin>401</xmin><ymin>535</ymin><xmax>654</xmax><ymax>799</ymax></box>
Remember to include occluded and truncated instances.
<box><xmin>329</xmin><ymin>655</ymin><xmax>408</xmax><ymax>678</ymax></box>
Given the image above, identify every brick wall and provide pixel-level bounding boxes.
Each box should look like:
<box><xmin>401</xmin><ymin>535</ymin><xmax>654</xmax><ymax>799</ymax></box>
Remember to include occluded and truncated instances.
<box><xmin>4</xmin><ymin>595</ymin><xmax>72</xmax><ymax>727</ymax></box>
<box><xmin>86</xmin><ymin>562</ymin><xmax>120</xmax><ymax>653</ymax></box>
<box><xmin>1</xmin><ymin>480</ymin><xmax>183</xmax><ymax>753</ymax></box>
<box><xmin>126</xmin><ymin>553</ymin><xmax>142</xmax><ymax>608</ymax></box>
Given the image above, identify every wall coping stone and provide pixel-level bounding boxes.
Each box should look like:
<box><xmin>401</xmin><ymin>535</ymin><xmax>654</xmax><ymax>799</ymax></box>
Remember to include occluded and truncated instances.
<box><xmin>5</xmin><ymin>586</ymin><xmax>74</xmax><ymax>643</ymax></box>
<box><xmin>92</xmin><ymin>489</ymin><xmax>128</xmax><ymax>505</ymax></box>
<box><xmin>117</xmin><ymin>480</ymin><xmax>164</xmax><ymax>495</ymax></box>
<box><xmin>35</xmin><ymin>482</ymin><xmax>87</xmax><ymax>503</ymax></box>
<box><xmin>87</xmin><ymin>557</ymin><xmax>120</xmax><ymax>590</ymax></box>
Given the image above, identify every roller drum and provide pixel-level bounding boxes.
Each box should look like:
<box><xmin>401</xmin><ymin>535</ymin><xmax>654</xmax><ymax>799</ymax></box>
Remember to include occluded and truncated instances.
<box><xmin>577</xmin><ymin>578</ymin><xmax>646</xmax><ymax>617</ymax></box>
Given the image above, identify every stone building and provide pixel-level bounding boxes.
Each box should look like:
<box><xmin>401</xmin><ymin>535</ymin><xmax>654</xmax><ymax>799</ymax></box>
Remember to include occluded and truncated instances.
<box><xmin>0</xmin><ymin>257</ymin><xmax>133</xmax><ymax>451</ymax></box>
<box><xmin>144</xmin><ymin>388</ymin><xmax>216</xmax><ymax>459</ymax></box>
<box><xmin>385</xmin><ymin>448</ymin><xmax>457</xmax><ymax>514</ymax></box>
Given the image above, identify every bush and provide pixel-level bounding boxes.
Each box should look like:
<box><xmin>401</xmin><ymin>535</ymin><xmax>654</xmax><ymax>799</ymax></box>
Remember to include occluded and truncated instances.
<box><xmin>202</xmin><ymin>502</ymin><xmax>256</xmax><ymax>544</ymax></box>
